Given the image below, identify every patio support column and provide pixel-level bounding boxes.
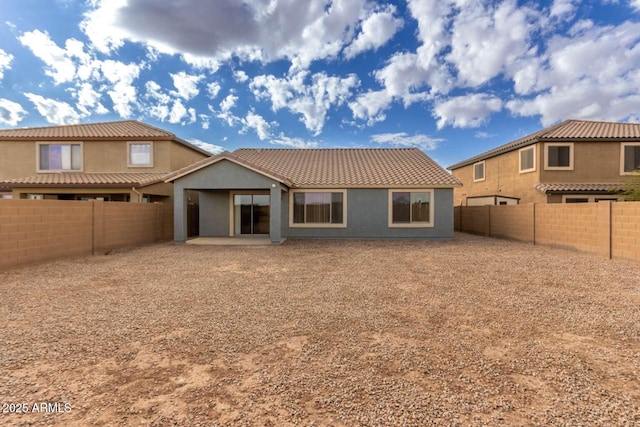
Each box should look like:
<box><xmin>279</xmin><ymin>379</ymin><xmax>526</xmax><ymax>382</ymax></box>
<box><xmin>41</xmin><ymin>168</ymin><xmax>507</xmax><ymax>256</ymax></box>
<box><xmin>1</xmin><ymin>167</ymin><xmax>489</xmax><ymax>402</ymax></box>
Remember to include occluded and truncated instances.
<box><xmin>270</xmin><ymin>184</ymin><xmax>281</xmax><ymax>244</ymax></box>
<box><xmin>174</xmin><ymin>187</ymin><xmax>188</xmax><ymax>243</ymax></box>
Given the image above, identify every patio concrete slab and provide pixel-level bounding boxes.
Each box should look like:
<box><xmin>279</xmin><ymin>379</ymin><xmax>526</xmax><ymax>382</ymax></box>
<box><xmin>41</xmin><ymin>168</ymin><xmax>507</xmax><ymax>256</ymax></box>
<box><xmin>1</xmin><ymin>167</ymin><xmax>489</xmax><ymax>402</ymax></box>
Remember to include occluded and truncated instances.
<box><xmin>185</xmin><ymin>237</ymin><xmax>285</xmax><ymax>246</ymax></box>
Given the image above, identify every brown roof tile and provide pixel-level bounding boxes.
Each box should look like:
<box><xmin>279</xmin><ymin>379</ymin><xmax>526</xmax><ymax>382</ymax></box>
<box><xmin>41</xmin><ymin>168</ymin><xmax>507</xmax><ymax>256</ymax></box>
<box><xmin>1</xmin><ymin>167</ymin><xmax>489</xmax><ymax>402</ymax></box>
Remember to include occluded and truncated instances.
<box><xmin>0</xmin><ymin>120</ymin><xmax>175</xmax><ymax>140</ymax></box>
<box><xmin>448</xmin><ymin>119</ymin><xmax>640</xmax><ymax>170</ymax></box>
<box><xmin>0</xmin><ymin>120</ymin><xmax>212</xmax><ymax>156</ymax></box>
<box><xmin>1</xmin><ymin>172</ymin><xmax>169</xmax><ymax>188</ymax></box>
<box><xmin>535</xmin><ymin>183</ymin><xmax>622</xmax><ymax>193</ymax></box>
<box><xmin>166</xmin><ymin>148</ymin><xmax>461</xmax><ymax>188</ymax></box>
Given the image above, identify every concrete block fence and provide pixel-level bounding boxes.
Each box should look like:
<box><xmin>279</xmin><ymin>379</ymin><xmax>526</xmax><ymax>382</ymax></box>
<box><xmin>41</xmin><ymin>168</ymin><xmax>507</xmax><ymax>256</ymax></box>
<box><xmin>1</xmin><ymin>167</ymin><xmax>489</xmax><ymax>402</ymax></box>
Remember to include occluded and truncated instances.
<box><xmin>0</xmin><ymin>199</ymin><xmax>173</xmax><ymax>270</ymax></box>
<box><xmin>454</xmin><ymin>201</ymin><xmax>640</xmax><ymax>262</ymax></box>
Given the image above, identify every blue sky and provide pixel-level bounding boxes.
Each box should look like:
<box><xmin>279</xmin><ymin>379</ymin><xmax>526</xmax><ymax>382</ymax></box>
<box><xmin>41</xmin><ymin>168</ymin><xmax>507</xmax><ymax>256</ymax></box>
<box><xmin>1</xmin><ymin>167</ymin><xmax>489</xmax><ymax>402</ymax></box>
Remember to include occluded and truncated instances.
<box><xmin>0</xmin><ymin>0</ymin><xmax>639</xmax><ymax>167</ymax></box>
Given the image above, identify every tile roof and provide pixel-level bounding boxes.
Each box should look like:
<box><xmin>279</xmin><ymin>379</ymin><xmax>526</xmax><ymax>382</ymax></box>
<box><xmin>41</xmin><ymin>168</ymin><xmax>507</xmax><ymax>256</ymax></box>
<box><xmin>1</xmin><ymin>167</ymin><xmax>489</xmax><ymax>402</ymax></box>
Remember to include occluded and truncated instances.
<box><xmin>166</xmin><ymin>148</ymin><xmax>461</xmax><ymax>188</ymax></box>
<box><xmin>448</xmin><ymin>119</ymin><xmax>640</xmax><ymax>170</ymax></box>
<box><xmin>1</xmin><ymin>172</ymin><xmax>169</xmax><ymax>188</ymax></box>
<box><xmin>0</xmin><ymin>120</ymin><xmax>212</xmax><ymax>156</ymax></box>
<box><xmin>535</xmin><ymin>183</ymin><xmax>622</xmax><ymax>194</ymax></box>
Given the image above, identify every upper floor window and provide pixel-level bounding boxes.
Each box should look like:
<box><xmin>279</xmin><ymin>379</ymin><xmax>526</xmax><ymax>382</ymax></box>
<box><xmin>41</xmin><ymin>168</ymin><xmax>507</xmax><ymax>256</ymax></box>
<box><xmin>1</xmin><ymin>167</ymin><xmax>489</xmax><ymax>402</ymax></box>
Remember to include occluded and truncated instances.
<box><xmin>519</xmin><ymin>146</ymin><xmax>536</xmax><ymax>173</ymax></box>
<box><xmin>290</xmin><ymin>190</ymin><xmax>346</xmax><ymax>228</ymax></box>
<box><xmin>621</xmin><ymin>142</ymin><xmax>640</xmax><ymax>174</ymax></box>
<box><xmin>128</xmin><ymin>142</ymin><xmax>153</xmax><ymax>167</ymax></box>
<box><xmin>473</xmin><ymin>161</ymin><xmax>485</xmax><ymax>182</ymax></box>
<box><xmin>544</xmin><ymin>143</ymin><xmax>573</xmax><ymax>170</ymax></box>
<box><xmin>388</xmin><ymin>190</ymin><xmax>434</xmax><ymax>228</ymax></box>
<box><xmin>37</xmin><ymin>143</ymin><xmax>82</xmax><ymax>172</ymax></box>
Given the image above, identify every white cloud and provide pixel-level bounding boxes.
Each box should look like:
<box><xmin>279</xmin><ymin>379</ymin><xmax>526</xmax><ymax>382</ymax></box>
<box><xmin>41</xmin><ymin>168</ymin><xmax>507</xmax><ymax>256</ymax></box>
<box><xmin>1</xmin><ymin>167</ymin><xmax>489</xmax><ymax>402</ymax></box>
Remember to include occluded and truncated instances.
<box><xmin>506</xmin><ymin>21</ymin><xmax>640</xmax><ymax>125</ymax></box>
<box><xmin>475</xmin><ymin>131</ymin><xmax>497</xmax><ymax>139</ymax></box>
<box><xmin>344</xmin><ymin>4</ymin><xmax>403</xmax><ymax>59</ymax></box>
<box><xmin>0</xmin><ymin>49</ymin><xmax>13</xmax><ymax>80</ymax></box>
<box><xmin>550</xmin><ymin>0</ymin><xmax>580</xmax><ymax>18</ymax></box>
<box><xmin>370</xmin><ymin>132</ymin><xmax>442</xmax><ymax>150</ymax></box>
<box><xmin>18</xmin><ymin>29</ymin><xmax>145</xmax><ymax>120</ymax></box>
<box><xmin>206</xmin><ymin>82</ymin><xmax>221</xmax><ymax>99</ymax></box>
<box><xmin>349</xmin><ymin>90</ymin><xmax>391</xmax><ymax>125</ymax></box>
<box><xmin>446</xmin><ymin>0</ymin><xmax>538</xmax><ymax>88</ymax></box>
<box><xmin>250</xmin><ymin>70</ymin><xmax>359</xmax><ymax>135</ymax></box>
<box><xmin>168</xmin><ymin>100</ymin><xmax>187</xmax><ymax>124</ymax></box>
<box><xmin>188</xmin><ymin>138</ymin><xmax>224</xmax><ymax>155</ymax></box>
<box><xmin>234</xmin><ymin>70</ymin><xmax>249</xmax><ymax>83</ymax></box>
<box><xmin>0</xmin><ymin>99</ymin><xmax>27</xmax><ymax>126</ymax></box>
<box><xmin>220</xmin><ymin>94</ymin><xmax>238</xmax><ymax>112</ymax></box>
<box><xmin>170</xmin><ymin>71</ymin><xmax>203</xmax><ymax>100</ymax></box>
<box><xmin>100</xmin><ymin>60</ymin><xmax>140</xmax><ymax>118</ymax></box>
<box><xmin>19</xmin><ymin>30</ymin><xmax>77</xmax><ymax>84</ymax></box>
<box><xmin>433</xmin><ymin>94</ymin><xmax>503</xmax><ymax>129</ymax></box>
<box><xmin>269</xmin><ymin>134</ymin><xmax>318</xmax><ymax>148</ymax></box>
<box><xmin>244</xmin><ymin>111</ymin><xmax>271</xmax><ymax>140</ymax></box>
<box><xmin>74</xmin><ymin>82</ymin><xmax>109</xmax><ymax>115</ymax></box>
<box><xmin>81</xmin><ymin>0</ymin><xmax>374</xmax><ymax>70</ymax></box>
<box><xmin>24</xmin><ymin>93</ymin><xmax>80</xmax><ymax>125</ymax></box>
<box><xmin>631</xmin><ymin>0</ymin><xmax>640</xmax><ymax>12</ymax></box>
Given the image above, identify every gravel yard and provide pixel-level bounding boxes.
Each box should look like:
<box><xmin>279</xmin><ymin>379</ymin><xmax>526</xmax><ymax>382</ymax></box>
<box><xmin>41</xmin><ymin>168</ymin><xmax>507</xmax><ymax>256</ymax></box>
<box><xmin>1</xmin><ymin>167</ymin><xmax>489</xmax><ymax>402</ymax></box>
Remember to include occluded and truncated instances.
<box><xmin>1</xmin><ymin>233</ymin><xmax>639</xmax><ymax>426</ymax></box>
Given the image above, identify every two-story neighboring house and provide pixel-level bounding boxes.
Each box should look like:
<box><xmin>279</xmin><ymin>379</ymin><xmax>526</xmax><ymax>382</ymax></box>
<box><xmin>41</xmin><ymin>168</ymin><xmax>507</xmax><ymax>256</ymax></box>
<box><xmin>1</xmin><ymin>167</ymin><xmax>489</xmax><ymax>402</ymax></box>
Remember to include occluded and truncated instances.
<box><xmin>448</xmin><ymin>119</ymin><xmax>640</xmax><ymax>205</ymax></box>
<box><xmin>0</xmin><ymin>120</ymin><xmax>211</xmax><ymax>202</ymax></box>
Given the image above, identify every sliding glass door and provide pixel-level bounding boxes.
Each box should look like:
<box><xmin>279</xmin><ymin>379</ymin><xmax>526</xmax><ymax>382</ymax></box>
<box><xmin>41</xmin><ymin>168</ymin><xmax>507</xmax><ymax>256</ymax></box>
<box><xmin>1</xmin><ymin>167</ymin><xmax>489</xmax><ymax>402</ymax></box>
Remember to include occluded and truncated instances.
<box><xmin>234</xmin><ymin>194</ymin><xmax>270</xmax><ymax>236</ymax></box>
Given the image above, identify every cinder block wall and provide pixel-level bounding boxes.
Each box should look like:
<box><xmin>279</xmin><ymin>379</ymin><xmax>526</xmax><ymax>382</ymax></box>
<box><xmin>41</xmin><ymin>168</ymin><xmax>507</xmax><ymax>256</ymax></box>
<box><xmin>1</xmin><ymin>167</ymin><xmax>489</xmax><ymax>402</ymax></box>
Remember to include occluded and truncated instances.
<box><xmin>459</xmin><ymin>206</ymin><xmax>490</xmax><ymax>236</ymax></box>
<box><xmin>0</xmin><ymin>200</ymin><xmax>93</xmax><ymax>270</ymax></box>
<box><xmin>102</xmin><ymin>202</ymin><xmax>161</xmax><ymax>250</ymax></box>
<box><xmin>534</xmin><ymin>204</ymin><xmax>603</xmax><ymax>255</ymax></box>
<box><xmin>0</xmin><ymin>200</ymin><xmax>173</xmax><ymax>270</ymax></box>
<box><xmin>457</xmin><ymin>201</ymin><xmax>640</xmax><ymax>262</ymax></box>
<box><xmin>489</xmin><ymin>204</ymin><xmax>534</xmax><ymax>242</ymax></box>
<box><xmin>612</xmin><ymin>203</ymin><xmax>640</xmax><ymax>260</ymax></box>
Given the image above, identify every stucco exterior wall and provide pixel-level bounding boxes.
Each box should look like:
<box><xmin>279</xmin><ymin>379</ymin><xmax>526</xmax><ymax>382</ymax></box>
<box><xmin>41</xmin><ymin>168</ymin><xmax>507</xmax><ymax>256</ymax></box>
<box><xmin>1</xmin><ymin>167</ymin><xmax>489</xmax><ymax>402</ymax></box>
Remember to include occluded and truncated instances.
<box><xmin>0</xmin><ymin>138</ymin><xmax>208</xmax><ymax>179</ymax></box>
<box><xmin>540</xmin><ymin>141</ymin><xmax>624</xmax><ymax>183</ymax></box>
<box><xmin>452</xmin><ymin>141</ymin><xmax>632</xmax><ymax>205</ymax></box>
<box><xmin>199</xmin><ymin>190</ymin><xmax>230</xmax><ymax>237</ymax></box>
<box><xmin>172</xmin><ymin>160</ymin><xmax>283</xmax><ymax>242</ymax></box>
<box><xmin>0</xmin><ymin>141</ymin><xmax>35</xmax><ymax>180</ymax></box>
<box><xmin>452</xmin><ymin>144</ymin><xmax>544</xmax><ymax>205</ymax></box>
<box><xmin>281</xmin><ymin>188</ymin><xmax>454</xmax><ymax>240</ymax></box>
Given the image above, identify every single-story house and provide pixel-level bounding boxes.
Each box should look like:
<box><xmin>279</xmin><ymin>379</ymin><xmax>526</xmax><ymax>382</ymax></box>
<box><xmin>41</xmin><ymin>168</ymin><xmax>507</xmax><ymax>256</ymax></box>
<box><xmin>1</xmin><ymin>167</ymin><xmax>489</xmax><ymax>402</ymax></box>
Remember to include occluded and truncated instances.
<box><xmin>165</xmin><ymin>148</ymin><xmax>461</xmax><ymax>244</ymax></box>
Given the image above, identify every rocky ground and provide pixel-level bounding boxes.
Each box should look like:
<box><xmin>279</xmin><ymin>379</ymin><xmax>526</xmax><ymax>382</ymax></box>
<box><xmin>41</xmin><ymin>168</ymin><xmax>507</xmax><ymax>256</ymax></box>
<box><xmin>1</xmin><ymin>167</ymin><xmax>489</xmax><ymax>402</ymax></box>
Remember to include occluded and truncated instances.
<box><xmin>1</xmin><ymin>234</ymin><xmax>639</xmax><ymax>426</ymax></box>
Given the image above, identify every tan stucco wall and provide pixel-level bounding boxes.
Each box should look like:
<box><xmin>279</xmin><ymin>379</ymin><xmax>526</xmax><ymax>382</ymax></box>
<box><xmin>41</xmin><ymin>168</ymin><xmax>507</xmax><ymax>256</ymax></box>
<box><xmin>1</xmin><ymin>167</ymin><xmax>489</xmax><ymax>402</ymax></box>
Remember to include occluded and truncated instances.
<box><xmin>0</xmin><ymin>141</ymin><xmax>36</xmax><ymax>180</ymax></box>
<box><xmin>452</xmin><ymin>144</ymin><xmax>545</xmax><ymax>205</ymax></box>
<box><xmin>540</xmin><ymin>141</ymin><xmax>624</xmax><ymax>183</ymax></box>
<box><xmin>170</xmin><ymin>142</ymin><xmax>212</xmax><ymax>170</ymax></box>
<box><xmin>452</xmin><ymin>141</ymin><xmax>633</xmax><ymax>205</ymax></box>
<box><xmin>0</xmin><ymin>138</ymin><xmax>208</xmax><ymax>179</ymax></box>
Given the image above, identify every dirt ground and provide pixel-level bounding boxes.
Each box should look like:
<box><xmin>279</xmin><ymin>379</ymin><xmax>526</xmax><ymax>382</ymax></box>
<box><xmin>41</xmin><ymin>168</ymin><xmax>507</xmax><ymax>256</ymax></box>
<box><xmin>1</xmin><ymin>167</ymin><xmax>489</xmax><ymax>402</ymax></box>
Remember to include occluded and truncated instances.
<box><xmin>1</xmin><ymin>233</ymin><xmax>639</xmax><ymax>426</ymax></box>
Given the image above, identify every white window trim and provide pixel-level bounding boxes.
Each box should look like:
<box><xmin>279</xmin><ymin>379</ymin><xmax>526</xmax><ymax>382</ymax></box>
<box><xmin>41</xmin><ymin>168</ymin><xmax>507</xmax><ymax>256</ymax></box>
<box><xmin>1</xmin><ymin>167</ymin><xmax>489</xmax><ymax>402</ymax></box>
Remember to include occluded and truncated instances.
<box><xmin>127</xmin><ymin>141</ymin><xmax>154</xmax><ymax>168</ymax></box>
<box><xmin>544</xmin><ymin>142</ymin><xmax>574</xmax><ymax>170</ymax></box>
<box><xmin>36</xmin><ymin>141</ymin><xmax>84</xmax><ymax>173</ymax></box>
<box><xmin>388</xmin><ymin>189</ymin><xmax>435</xmax><ymax>228</ymax></box>
<box><xmin>473</xmin><ymin>161</ymin><xmax>486</xmax><ymax>182</ymax></box>
<box><xmin>519</xmin><ymin>146</ymin><xmax>536</xmax><ymax>174</ymax></box>
<box><xmin>289</xmin><ymin>189</ymin><xmax>347</xmax><ymax>228</ymax></box>
<box><xmin>620</xmin><ymin>142</ymin><xmax>640</xmax><ymax>175</ymax></box>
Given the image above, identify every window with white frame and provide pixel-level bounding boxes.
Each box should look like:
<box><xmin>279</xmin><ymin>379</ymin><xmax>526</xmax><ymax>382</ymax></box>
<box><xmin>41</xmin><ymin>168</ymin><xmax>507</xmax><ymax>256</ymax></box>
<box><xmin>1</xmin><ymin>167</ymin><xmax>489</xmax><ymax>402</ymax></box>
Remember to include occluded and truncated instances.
<box><xmin>473</xmin><ymin>161</ymin><xmax>485</xmax><ymax>182</ymax></box>
<box><xmin>545</xmin><ymin>143</ymin><xmax>573</xmax><ymax>170</ymax></box>
<box><xmin>128</xmin><ymin>142</ymin><xmax>153</xmax><ymax>167</ymax></box>
<box><xmin>37</xmin><ymin>143</ymin><xmax>82</xmax><ymax>171</ymax></box>
<box><xmin>388</xmin><ymin>190</ymin><xmax>434</xmax><ymax>228</ymax></box>
<box><xmin>519</xmin><ymin>146</ymin><xmax>535</xmax><ymax>173</ymax></box>
<box><xmin>290</xmin><ymin>190</ymin><xmax>346</xmax><ymax>227</ymax></box>
<box><xmin>621</xmin><ymin>143</ymin><xmax>640</xmax><ymax>174</ymax></box>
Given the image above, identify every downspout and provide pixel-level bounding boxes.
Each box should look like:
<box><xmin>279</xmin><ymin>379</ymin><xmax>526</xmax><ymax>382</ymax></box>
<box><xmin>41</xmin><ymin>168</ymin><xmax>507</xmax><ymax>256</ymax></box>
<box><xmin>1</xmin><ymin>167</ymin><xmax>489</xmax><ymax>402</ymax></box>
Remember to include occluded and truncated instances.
<box><xmin>131</xmin><ymin>186</ymin><xmax>143</xmax><ymax>203</ymax></box>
